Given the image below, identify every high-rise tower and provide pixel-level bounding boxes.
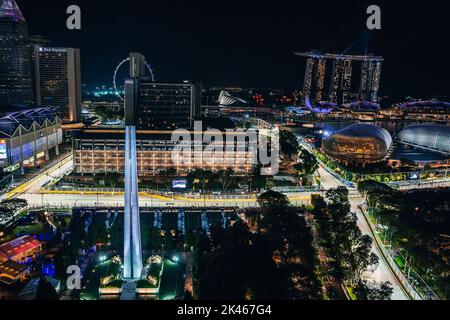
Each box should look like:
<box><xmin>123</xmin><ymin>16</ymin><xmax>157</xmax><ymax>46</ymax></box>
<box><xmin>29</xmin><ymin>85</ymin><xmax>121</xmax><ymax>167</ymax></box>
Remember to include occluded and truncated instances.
<box><xmin>0</xmin><ymin>0</ymin><xmax>32</xmax><ymax>106</ymax></box>
<box><xmin>34</xmin><ymin>47</ymin><xmax>82</xmax><ymax>123</ymax></box>
<box><xmin>296</xmin><ymin>52</ymin><xmax>383</xmax><ymax>105</ymax></box>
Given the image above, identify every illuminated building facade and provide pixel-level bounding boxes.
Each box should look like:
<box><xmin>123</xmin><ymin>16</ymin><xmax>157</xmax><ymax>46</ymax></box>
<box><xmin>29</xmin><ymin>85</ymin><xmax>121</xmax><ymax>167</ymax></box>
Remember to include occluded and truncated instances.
<box><xmin>342</xmin><ymin>60</ymin><xmax>353</xmax><ymax>103</ymax></box>
<box><xmin>34</xmin><ymin>47</ymin><xmax>82</xmax><ymax>123</ymax></box>
<box><xmin>218</xmin><ymin>91</ymin><xmax>248</xmax><ymax>107</ymax></box>
<box><xmin>322</xmin><ymin>124</ymin><xmax>393</xmax><ymax>163</ymax></box>
<box><xmin>359</xmin><ymin>61</ymin><xmax>382</xmax><ymax>101</ymax></box>
<box><xmin>0</xmin><ymin>235</ymin><xmax>41</xmax><ymax>285</ymax></box>
<box><xmin>329</xmin><ymin>59</ymin><xmax>344</xmax><ymax>104</ymax></box>
<box><xmin>302</xmin><ymin>58</ymin><xmax>315</xmax><ymax>98</ymax></box>
<box><xmin>0</xmin><ymin>259</ymin><xmax>30</xmax><ymax>285</ymax></box>
<box><xmin>73</xmin><ymin>129</ymin><xmax>256</xmax><ymax>176</ymax></box>
<box><xmin>0</xmin><ymin>106</ymin><xmax>62</xmax><ymax>173</ymax></box>
<box><xmin>0</xmin><ymin>235</ymin><xmax>42</xmax><ymax>264</ymax></box>
<box><xmin>302</xmin><ymin>58</ymin><xmax>327</xmax><ymax>102</ymax></box>
<box><xmin>296</xmin><ymin>52</ymin><xmax>383</xmax><ymax>105</ymax></box>
<box><xmin>397</xmin><ymin>125</ymin><xmax>450</xmax><ymax>155</ymax></box>
<box><xmin>0</xmin><ymin>0</ymin><xmax>33</xmax><ymax>106</ymax></box>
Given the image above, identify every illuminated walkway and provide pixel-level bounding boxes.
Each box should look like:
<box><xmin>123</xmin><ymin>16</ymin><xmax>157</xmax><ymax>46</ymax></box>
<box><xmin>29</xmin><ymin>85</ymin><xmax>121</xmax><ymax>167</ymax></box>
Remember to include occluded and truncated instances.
<box><xmin>123</xmin><ymin>126</ymin><xmax>143</xmax><ymax>280</ymax></box>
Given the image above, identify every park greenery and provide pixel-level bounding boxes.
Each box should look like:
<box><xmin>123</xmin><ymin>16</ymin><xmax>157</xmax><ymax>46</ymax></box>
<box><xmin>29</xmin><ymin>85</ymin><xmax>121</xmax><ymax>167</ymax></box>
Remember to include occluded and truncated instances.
<box><xmin>192</xmin><ymin>190</ymin><xmax>320</xmax><ymax>300</ymax></box>
<box><xmin>358</xmin><ymin>180</ymin><xmax>450</xmax><ymax>299</ymax></box>
<box><xmin>280</xmin><ymin>130</ymin><xmax>319</xmax><ymax>186</ymax></box>
<box><xmin>0</xmin><ymin>198</ymin><xmax>28</xmax><ymax>221</ymax></box>
<box><xmin>280</xmin><ymin>130</ymin><xmax>301</xmax><ymax>159</ymax></box>
<box><xmin>316</xmin><ymin>150</ymin><xmax>443</xmax><ymax>184</ymax></box>
<box><xmin>294</xmin><ymin>148</ymin><xmax>319</xmax><ymax>186</ymax></box>
<box><xmin>310</xmin><ymin>187</ymin><xmax>393</xmax><ymax>300</ymax></box>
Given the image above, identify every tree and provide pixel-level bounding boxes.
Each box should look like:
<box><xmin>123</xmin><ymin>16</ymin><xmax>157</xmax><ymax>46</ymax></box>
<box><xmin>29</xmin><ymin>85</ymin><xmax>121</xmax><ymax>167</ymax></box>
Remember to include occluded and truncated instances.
<box><xmin>323</xmin><ymin>187</ymin><xmax>377</xmax><ymax>285</ymax></box>
<box><xmin>88</xmin><ymin>213</ymin><xmax>108</xmax><ymax>247</ymax></box>
<box><xmin>53</xmin><ymin>249</ymin><xmax>69</xmax><ymax>280</ymax></box>
<box><xmin>299</xmin><ymin>149</ymin><xmax>319</xmax><ymax>175</ymax></box>
<box><xmin>354</xmin><ymin>281</ymin><xmax>393</xmax><ymax>300</ymax></box>
<box><xmin>294</xmin><ymin>149</ymin><xmax>319</xmax><ymax>186</ymax></box>
<box><xmin>357</xmin><ymin>180</ymin><xmax>397</xmax><ymax>210</ymax></box>
<box><xmin>257</xmin><ymin>190</ymin><xmax>290</xmax><ymax>208</ymax></box>
<box><xmin>163</xmin><ymin>231</ymin><xmax>176</xmax><ymax>252</ymax></box>
<box><xmin>105</xmin><ymin>173</ymin><xmax>122</xmax><ymax>188</ymax></box>
<box><xmin>160</xmin><ymin>168</ymin><xmax>177</xmax><ymax>191</ymax></box>
<box><xmin>311</xmin><ymin>194</ymin><xmax>327</xmax><ymax>220</ymax></box>
<box><xmin>280</xmin><ymin>130</ymin><xmax>300</xmax><ymax>158</ymax></box>
<box><xmin>251</xmin><ymin>165</ymin><xmax>266</xmax><ymax>191</ymax></box>
<box><xmin>188</xmin><ymin>169</ymin><xmax>213</xmax><ymax>192</ymax></box>
<box><xmin>216</xmin><ymin>168</ymin><xmax>234</xmax><ymax>192</ymax></box>
<box><xmin>0</xmin><ymin>198</ymin><xmax>28</xmax><ymax>213</ymax></box>
<box><xmin>142</xmin><ymin>227</ymin><xmax>163</xmax><ymax>252</ymax></box>
<box><xmin>35</xmin><ymin>277</ymin><xmax>59</xmax><ymax>300</ymax></box>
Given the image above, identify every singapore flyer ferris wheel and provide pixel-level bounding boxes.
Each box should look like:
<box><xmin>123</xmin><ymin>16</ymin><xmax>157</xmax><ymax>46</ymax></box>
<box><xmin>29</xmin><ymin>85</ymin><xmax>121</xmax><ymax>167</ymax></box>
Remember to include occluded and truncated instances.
<box><xmin>113</xmin><ymin>57</ymin><xmax>155</xmax><ymax>101</ymax></box>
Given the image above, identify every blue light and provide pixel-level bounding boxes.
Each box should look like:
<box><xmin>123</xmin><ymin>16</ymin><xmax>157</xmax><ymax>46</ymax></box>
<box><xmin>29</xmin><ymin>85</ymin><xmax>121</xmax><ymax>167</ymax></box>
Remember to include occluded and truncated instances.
<box><xmin>42</xmin><ymin>263</ymin><xmax>56</xmax><ymax>277</ymax></box>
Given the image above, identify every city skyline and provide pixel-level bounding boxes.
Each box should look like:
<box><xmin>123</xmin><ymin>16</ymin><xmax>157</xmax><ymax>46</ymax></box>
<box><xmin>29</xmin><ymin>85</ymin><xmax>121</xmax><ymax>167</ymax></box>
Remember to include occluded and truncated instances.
<box><xmin>0</xmin><ymin>0</ymin><xmax>449</xmax><ymax>304</ymax></box>
<box><xmin>16</xmin><ymin>0</ymin><xmax>448</xmax><ymax>98</ymax></box>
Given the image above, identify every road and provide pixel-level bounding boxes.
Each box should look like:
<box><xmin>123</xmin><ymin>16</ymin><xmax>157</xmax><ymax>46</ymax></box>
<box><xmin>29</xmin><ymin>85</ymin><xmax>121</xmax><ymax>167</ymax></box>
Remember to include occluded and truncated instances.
<box><xmin>349</xmin><ymin>195</ymin><xmax>409</xmax><ymax>300</ymax></box>
<box><xmin>22</xmin><ymin>191</ymin><xmax>313</xmax><ymax>209</ymax></box>
<box><xmin>7</xmin><ymin>154</ymin><xmax>422</xmax><ymax>300</ymax></box>
<box><xmin>5</xmin><ymin>154</ymin><xmax>74</xmax><ymax>199</ymax></box>
<box><xmin>318</xmin><ymin>163</ymin><xmax>409</xmax><ymax>300</ymax></box>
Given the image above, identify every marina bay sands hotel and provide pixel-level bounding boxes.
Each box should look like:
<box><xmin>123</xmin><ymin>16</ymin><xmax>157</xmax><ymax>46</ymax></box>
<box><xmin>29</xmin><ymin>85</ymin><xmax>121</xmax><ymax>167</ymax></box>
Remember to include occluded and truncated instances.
<box><xmin>295</xmin><ymin>51</ymin><xmax>383</xmax><ymax>105</ymax></box>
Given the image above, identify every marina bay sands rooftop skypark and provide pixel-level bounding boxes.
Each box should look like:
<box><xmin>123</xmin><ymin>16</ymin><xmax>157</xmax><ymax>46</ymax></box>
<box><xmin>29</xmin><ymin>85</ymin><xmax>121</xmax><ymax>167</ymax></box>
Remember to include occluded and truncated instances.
<box><xmin>295</xmin><ymin>51</ymin><xmax>384</xmax><ymax>62</ymax></box>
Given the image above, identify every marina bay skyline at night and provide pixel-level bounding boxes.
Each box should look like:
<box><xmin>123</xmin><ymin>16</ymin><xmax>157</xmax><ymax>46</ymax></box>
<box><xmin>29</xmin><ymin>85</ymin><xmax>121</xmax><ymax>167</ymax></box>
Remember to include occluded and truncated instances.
<box><xmin>0</xmin><ymin>0</ymin><xmax>449</xmax><ymax>311</ymax></box>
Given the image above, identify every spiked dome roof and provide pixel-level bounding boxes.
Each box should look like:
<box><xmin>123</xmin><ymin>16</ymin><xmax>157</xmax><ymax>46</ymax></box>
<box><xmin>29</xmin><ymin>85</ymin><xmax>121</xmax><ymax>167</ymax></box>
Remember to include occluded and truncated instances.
<box><xmin>0</xmin><ymin>0</ymin><xmax>25</xmax><ymax>23</ymax></box>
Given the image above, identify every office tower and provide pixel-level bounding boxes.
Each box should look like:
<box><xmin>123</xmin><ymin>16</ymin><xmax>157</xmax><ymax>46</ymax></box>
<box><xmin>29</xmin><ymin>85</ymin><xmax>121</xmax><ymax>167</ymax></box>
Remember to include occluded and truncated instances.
<box><xmin>0</xmin><ymin>0</ymin><xmax>32</xmax><ymax>106</ymax></box>
<box><xmin>342</xmin><ymin>60</ymin><xmax>353</xmax><ymax>104</ymax></box>
<box><xmin>34</xmin><ymin>47</ymin><xmax>82</xmax><ymax>123</ymax></box>
<box><xmin>359</xmin><ymin>61</ymin><xmax>382</xmax><ymax>102</ymax></box>
<box><xmin>125</xmin><ymin>79</ymin><xmax>201</xmax><ymax>130</ymax></box>
<box><xmin>370</xmin><ymin>61</ymin><xmax>382</xmax><ymax>102</ymax></box>
<box><xmin>302</xmin><ymin>57</ymin><xmax>327</xmax><ymax>102</ymax></box>
<box><xmin>315</xmin><ymin>59</ymin><xmax>327</xmax><ymax>101</ymax></box>
<box><xmin>329</xmin><ymin>59</ymin><xmax>344</xmax><ymax>104</ymax></box>
<box><xmin>302</xmin><ymin>58</ymin><xmax>315</xmax><ymax>98</ymax></box>
<box><xmin>359</xmin><ymin>61</ymin><xmax>371</xmax><ymax>101</ymax></box>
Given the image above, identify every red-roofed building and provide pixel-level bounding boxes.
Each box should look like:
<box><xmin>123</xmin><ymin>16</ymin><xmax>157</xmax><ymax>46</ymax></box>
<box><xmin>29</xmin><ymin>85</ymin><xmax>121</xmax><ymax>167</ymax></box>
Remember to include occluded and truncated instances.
<box><xmin>0</xmin><ymin>235</ymin><xmax>42</xmax><ymax>264</ymax></box>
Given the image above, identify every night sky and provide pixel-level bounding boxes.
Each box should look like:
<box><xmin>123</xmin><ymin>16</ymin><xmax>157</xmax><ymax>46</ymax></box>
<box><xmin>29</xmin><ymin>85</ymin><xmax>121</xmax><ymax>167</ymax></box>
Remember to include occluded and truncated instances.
<box><xmin>18</xmin><ymin>0</ymin><xmax>448</xmax><ymax>98</ymax></box>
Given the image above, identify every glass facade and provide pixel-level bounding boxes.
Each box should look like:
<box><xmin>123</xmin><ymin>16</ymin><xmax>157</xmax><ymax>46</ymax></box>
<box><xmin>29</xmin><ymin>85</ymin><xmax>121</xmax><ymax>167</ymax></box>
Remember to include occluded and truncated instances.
<box><xmin>0</xmin><ymin>0</ymin><xmax>32</xmax><ymax>105</ymax></box>
<box><xmin>0</xmin><ymin>108</ymin><xmax>62</xmax><ymax>170</ymax></box>
<box><xmin>74</xmin><ymin>131</ymin><xmax>256</xmax><ymax>176</ymax></box>
<box><xmin>322</xmin><ymin>124</ymin><xmax>393</xmax><ymax>163</ymax></box>
<box><xmin>137</xmin><ymin>82</ymin><xmax>194</xmax><ymax>130</ymax></box>
<box><xmin>36</xmin><ymin>48</ymin><xmax>82</xmax><ymax>122</ymax></box>
<box><xmin>397</xmin><ymin>125</ymin><xmax>450</xmax><ymax>154</ymax></box>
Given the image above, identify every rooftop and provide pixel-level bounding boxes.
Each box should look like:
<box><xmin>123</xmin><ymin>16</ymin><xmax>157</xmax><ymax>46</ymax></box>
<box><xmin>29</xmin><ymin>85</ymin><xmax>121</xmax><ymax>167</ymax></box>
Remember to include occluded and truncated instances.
<box><xmin>0</xmin><ymin>259</ymin><xmax>29</xmax><ymax>279</ymax></box>
<box><xmin>73</xmin><ymin>128</ymin><xmax>255</xmax><ymax>141</ymax></box>
<box><xmin>0</xmin><ymin>235</ymin><xmax>42</xmax><ymax>260</ymax></box>
<box><xmin>0</xmin><ymin>105</ymin><xmax>60</xmax><ymax>138</ymax></box>
<box><xmin>330</xmin><ymin>123</ymin><xmax>393</xmax><ymax>146</ymax></box>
